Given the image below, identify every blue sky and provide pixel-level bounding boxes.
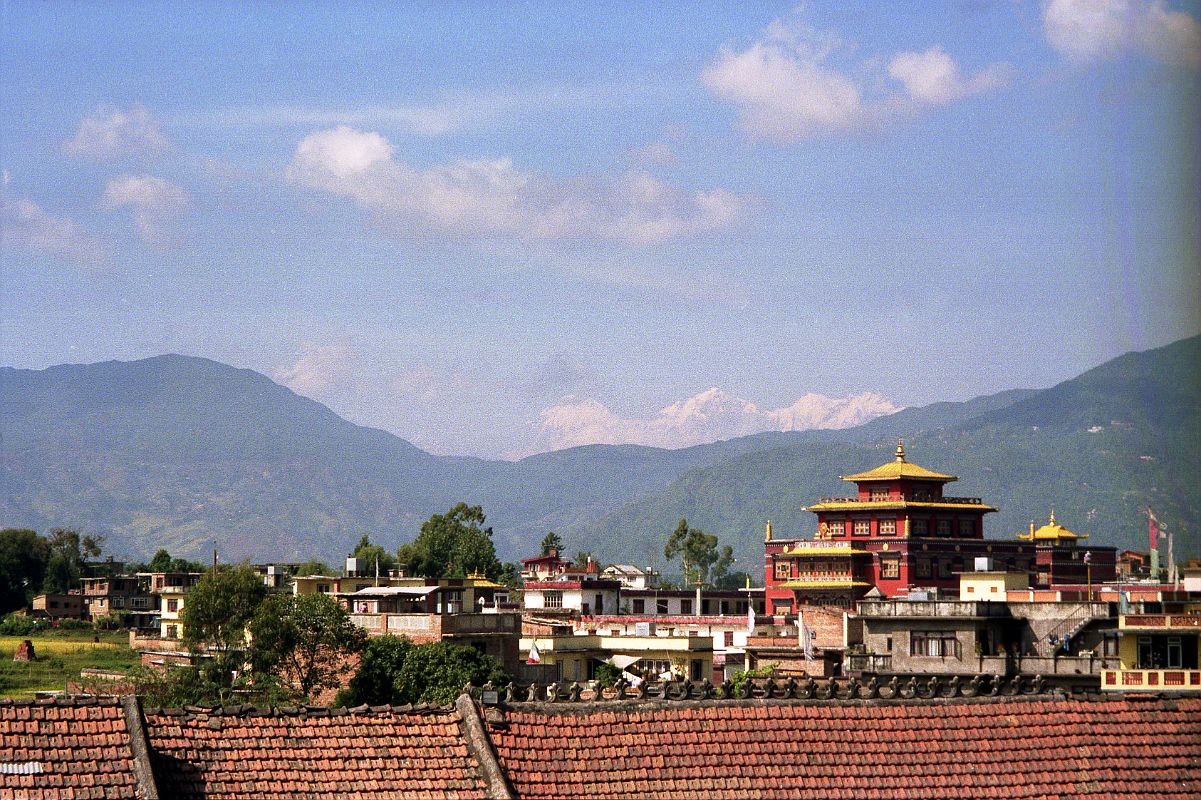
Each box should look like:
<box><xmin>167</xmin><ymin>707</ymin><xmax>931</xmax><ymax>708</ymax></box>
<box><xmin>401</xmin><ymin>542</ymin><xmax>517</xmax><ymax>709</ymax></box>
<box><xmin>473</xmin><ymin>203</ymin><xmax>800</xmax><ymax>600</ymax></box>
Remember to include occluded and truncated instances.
<box><xmin>2</xmin><ymin>1</ymin><xmax>1198</xmax><ymax>457</ymax></box>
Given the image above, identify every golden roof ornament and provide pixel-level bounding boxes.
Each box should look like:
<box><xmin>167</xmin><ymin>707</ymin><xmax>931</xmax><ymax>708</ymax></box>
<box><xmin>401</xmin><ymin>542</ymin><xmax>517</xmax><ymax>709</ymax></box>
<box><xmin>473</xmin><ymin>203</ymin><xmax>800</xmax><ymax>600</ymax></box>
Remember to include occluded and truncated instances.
<box><xmin>764</xmin><ymin>520</ymin><xmax>773</xmax><ymax>542</ymax></box>
<box><xmin>895</xmin><ymin>439</ymin><xmax>906</xmax><ymax>462</ymax></box>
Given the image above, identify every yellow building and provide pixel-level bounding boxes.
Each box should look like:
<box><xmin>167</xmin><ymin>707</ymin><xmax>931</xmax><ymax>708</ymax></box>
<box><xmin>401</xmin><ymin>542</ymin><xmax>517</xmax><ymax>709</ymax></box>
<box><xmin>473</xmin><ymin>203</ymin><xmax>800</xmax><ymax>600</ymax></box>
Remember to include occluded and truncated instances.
<box><xmin>1101</xmin><ymin>609</ymin><xmax>1201</xmax><ymax>692</ymax></box>
<box><xmin>960</xmin><ymin>568</ymin><xmax>1030</xmax><ymax>599</ymax></box>
<box><xmin>521</xmin><ymin>634</ymin><xmax>714</xmax><ymax>683</ymax></box>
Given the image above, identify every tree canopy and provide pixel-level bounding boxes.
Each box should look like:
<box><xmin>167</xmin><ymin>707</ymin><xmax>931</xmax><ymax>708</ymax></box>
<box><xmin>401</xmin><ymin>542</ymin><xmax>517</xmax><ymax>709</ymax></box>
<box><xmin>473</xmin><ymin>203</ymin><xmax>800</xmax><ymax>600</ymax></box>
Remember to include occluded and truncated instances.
<box><xmin>663</xmin><ymin>518</ymin><xmax>733</xmax><ymax>588</ymax></box>
<box><xmin>42</xmin><ymin>529</ymin><xmax>103</xmax><ymax>594</ymax></box>
<box><xmin>351</xmin><ymin>534</ymin><xmax>397</xmax><ymax>574</ymax></box>
<box><xmin>0</xmin><ymin>529</ymin><xmax>50</xmax><ymax>614</ymax></box>
<box><xmin>143</xmin><ymin>548</ymin><xmax>209</xmax><ymax>574</ymax></box>
<box><xmin>539</xmin><ymin>531</ymin><xmax>563</xmax><ymax>556</ymax></box>
<box><xmin>341</xmin><ymin>636</ymin><xmax>508</xmax><ymax>707</ymax></box>
<box><xmin>397</xmin><ymin>503</ymin><xmax>501</xmax><ymax>580</ymax></box>
<box><xmin>249</xmin><ymin>592</ymin><xmax>366</xmax><ymax>701</ymax></box>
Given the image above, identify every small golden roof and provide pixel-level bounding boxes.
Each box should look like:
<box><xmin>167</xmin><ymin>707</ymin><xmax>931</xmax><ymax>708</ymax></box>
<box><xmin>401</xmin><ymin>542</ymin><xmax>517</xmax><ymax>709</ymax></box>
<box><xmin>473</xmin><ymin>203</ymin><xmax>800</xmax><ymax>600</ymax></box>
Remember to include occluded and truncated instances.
<box><xmin>840</xmin><ymin>442</ymin><xmax>957</xmax><ymax>484</ymax></box>
<box><xmin>1017</xmin><ymin>510</ymin><xmax>1088</xmax><ymax>542</ymax></box>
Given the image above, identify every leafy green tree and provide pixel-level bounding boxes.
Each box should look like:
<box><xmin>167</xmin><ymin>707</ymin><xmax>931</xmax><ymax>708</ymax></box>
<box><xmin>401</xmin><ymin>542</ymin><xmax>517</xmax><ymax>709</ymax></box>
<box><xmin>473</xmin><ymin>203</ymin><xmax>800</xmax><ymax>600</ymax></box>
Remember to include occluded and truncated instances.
<box><xmin>147</xmin><ymin>549</ymin><xmax>174</xmax><ymax>572</ymax></box>
<box><xmin>539</xmin><ymin>531</ymin><xmax>564</xmax><ymax>556</ymax></box>
<box><xmin>343</xmin><ymin>635</ymin><xmax>414</xmax><ymax>706</ymax></box>
<box><xmin>394</xmin><ymin>640</ymin><xmax>509</xmax><ymax>705</ymax></box>
<box><xmin>497</xmin><ymin>561</ymin><xmax>523</xmax><ymax>590</ymax></box>
<box><xmin>248</xmin><ymin>592</ymin><xmax>366</xmax><ymax>701</ymax></box>
<box><xmin>140</xmin><ymin>549</ymin><xmax>208</xmax><ymax>574</ymax></box>
<box><xmin>572</xmin><ymin>551</ymin><xmax>594</xmax><ymax>569</ymax></box>
<box><xmin>398</xmin><ymin>503</ymin><xmax>501</xmax><ymax>580</ymax></box>
<box><xmin>41</xmin><ymin>529</ymin><xmax>103</xmax><ymax>593</ymax></box>
<box><xmin>663</xmin><ymin>518</ymin><xmax>733</xmax><ymax>587</ymax></box>
<box><xmin>351</xmin><ymin>534</ymin><xmax>397</xmax><ymax>574</ymax></box>
<box><xmin>180</xmin><ymin>564</ymin><xmax>268</xmax><ymax>702</ymax></box>
<box><xmin>294</xmin><ymin>559</ymin><xmax>336</xmax><ymax>577</ymax></box>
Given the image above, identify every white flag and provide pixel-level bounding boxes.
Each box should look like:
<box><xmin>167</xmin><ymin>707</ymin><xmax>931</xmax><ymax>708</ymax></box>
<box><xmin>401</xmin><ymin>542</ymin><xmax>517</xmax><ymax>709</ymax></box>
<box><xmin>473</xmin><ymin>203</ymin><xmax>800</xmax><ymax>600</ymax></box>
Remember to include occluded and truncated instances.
<box><xmin>800</xmin><ymin>612</ymin><xmax>814</xmax><ymax>661</ymax></box>
<box><xmin>747</xmin><ymin>603</ymin><xmax>755</xmax><ymax>633</ymax></box>
<box><xmin>527</xmin><ymin>640</ymin><xmax>541</xmax><ymax>664</ymax></box>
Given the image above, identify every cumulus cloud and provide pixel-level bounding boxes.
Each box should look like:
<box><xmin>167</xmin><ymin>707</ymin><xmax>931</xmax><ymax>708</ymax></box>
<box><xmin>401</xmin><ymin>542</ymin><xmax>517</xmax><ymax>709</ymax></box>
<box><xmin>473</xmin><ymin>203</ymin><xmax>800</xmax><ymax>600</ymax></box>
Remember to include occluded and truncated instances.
<box><xmin>888</xmin><ymin>47</ymin><xmax>1013</xmax><ymax>105</ymax></box>
<box><xmin>99</xmin><ymin>175</ymin><xmax>190</xmax><ymax>245</ymax></box>
<box><xmin>531</xmin><ymin>387</ymin><xmax>900</xmax><ymax>453</ymax></box>
<box><xmin>1044</xmin><ymin>0</ymin><xmax>1201</xmax><ymax>66</ymax></box>
<box><xmin>63</xmin><ymin>105</ymin><xmax>172</xmax><ymax>160</ymax></box>
<box><xmin>285</xmin><ymin>125</ymin><xmax>746</xmax><ymax>245</ymax></box>
<box><xmin>701</xmin><ymin>11</ymin><xmax>1010</xmax><ymax>142</ymax></box>
<box><xmin>0</xmin><ymin>196</ymin><xmax>108</xmax><ymax>266</ymax></box>
<box><xmin>272</xmin><ymin>344</ymin><xmax>353</xmax><ymax>396</ymax></box>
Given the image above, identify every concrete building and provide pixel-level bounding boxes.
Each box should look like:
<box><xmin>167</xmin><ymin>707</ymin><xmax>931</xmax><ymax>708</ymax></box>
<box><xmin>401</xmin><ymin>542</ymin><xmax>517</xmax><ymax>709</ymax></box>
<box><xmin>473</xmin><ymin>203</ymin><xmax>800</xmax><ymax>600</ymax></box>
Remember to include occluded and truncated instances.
<box><xmin>1102</xmin><ymin>609</ymin><xmax>1201</xmax><ymax>692</ymax></box>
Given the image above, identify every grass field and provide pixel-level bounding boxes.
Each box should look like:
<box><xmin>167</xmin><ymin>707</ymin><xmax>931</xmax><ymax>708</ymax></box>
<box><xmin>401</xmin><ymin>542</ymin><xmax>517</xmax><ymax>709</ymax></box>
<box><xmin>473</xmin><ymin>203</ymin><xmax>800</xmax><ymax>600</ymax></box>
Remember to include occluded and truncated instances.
<box><xmin>0</xmin><ymin>630</ymin><xmax>139</xmax><ymax>698</ymax></box>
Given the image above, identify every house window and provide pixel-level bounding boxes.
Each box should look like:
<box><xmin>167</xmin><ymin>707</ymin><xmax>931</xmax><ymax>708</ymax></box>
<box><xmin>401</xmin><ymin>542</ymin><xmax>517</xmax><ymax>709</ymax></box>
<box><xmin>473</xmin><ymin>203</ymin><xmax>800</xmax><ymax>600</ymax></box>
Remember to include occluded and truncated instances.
<box><xmin>543</xmin><ymin>591</ymin><xmax>563</xmax><ymax>608</ymax></box>
<box><xmin>880</xmin><ymin>558</ymin><xmax>900</xmax><ymax>579</ymax></box>
<box><xmin>688</xmin><ymin>630</ymin><xmax>699</xmax><ymax>637</ymax></box>
<box><xmin>113</xmin><ymin>597</ymin><xmax>124</xmax><ymax>608</ymax></box>
<box><xmin>936</xmin><ymin>520</ymin><xmax>951</xmax><ymax>536</ymax></box>
<box><xmin>594</xmin><ymin>594</ymin><xmax>605</xmax><ymax>614</ymax></box>
<box><xmin>632</xmin><ymin>599</ymin><xmax>645</xmax><ymax>614</ymax></box>
<box><xmin>885</xmin><ymin>636</ymin><xmax>893</xmax><ymax>652</ymax></box>
<box><xmin>166</xmin><ymin>625</ymin><xmax>178</xmax><ymax>640</ymax></box>
<box><xmin>167</xmin><ymin>599</ymin><xmax>179</xmax><ymax>613</ymax></box>
<box><xmin>853</xmin><ymin>520</ymin><xmax>870</xmax><ymax>536</ymax></box>
<box><xmin>316</xmin><ymin>583</ymin><xmax>331</xmax><ymax>593</ymax></box>
<box><xmin>911</xmin><ymin>519</ymin><xmax>928</xmax><ymax>536</ymax></box>
<box><xmin>775</xmin><ymin>561</ymin><xmax>792</xmax><ymax>580</ymax></box>
<box><xmin>911</xmin><ymin>631</ymin><xmax>959</xmax><ymax>658</ymax></box>
<box><xmin>724</xmin><ymin>631</ymin><xmax>735</xmax><ymax>646</ymax></box>
<box><xmin>879</xmin><ymin>519</ymin><xmax>897</xmax><ymax>535</ymax></box>
<box><xmin>680</xmin><ymin>599</ymin><xmax>692</xmax><ymax>614</ymax></box>
<box><xmin>656</xmin><ymin>599</ymin><xmax>669</xmax><ymax>614</ymax></box>
<box><xmin>1168</xmin><ymin>637</ymin><xmax>1183</xmax><ymax>668</ymax></box>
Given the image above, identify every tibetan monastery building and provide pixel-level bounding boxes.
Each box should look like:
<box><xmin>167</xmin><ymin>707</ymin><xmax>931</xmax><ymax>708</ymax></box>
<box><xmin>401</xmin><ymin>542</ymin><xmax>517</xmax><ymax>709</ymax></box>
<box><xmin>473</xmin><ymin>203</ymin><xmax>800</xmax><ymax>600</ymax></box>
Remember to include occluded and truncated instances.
<box><xmin>765</xmin><ymin>442</ymin><xmax>1117</xmax><ymax>614</ymax></box>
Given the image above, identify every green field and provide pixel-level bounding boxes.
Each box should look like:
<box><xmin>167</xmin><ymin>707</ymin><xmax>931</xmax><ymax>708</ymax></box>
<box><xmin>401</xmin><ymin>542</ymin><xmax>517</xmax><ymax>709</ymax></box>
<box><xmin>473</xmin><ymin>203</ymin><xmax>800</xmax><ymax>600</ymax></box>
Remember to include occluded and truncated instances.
<box><xmin>0</xmin><ymin>630</ymin><xmax>138</xmax><ymax>698</ymax></box>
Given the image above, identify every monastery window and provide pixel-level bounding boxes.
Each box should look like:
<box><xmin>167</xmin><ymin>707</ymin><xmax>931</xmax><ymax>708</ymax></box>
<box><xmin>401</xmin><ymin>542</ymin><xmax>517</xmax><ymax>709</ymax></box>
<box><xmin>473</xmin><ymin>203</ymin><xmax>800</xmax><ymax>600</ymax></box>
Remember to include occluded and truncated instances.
<box><xmin>773</xmin><ymin>600</ymin><xmax>792</xmax><ymax>615</ymax></box>
<box><xmin>632</xmin><ymin>599</ymin><xmax>645</xmax><ymax>613</ymax></box>
<box><xmin>911</xmin><ymin>519</ymin><xmax>928</xmax><ymax>536</ymax></box>
<box><xmin>657</xmin><ymin>599</ymin><xmax>669</xmax><ymax>614</ymax></box>
<box><xmin>880</xmin><ymin>558</ymin><xmax>900</xmax><ymax>579</ymax></box>
<box><xmin>853</xmin><ymin>520</ymin><xmax>871</xmax><ymax>536</ymax></box>
<box><xmin>879</xmin><ymin>519</ymin><xmax>897</xmax><ymax>535</ymax></box>
<box><xmin>911</xmin><ymin>631</ymin><xmax>959</xmax><ymax>658</ymax></box>
<box><xmin>826</xmin><ymin>519</ymin><xmax>844</xmax><ymax>536</ymax></box>
<box><xmin>543</xmin><ymin>591</ymin><xmax>563</xmax><ymax>608</ymax></box>
<box><xmin>959</xmin><ymin>520</ymin><xmax>975</xmax><ymax>537</ymax></box>
<box><xmin>936</xmin><ymin>519</ymin><xmax>952</xmax><ymax>536</ymax></box>
<box><xmin>775</xmin><ymin>561</ymin><xmax>792</xmax><ymax>580</ymax></box>
<box><xmin>869</xmin><ymin>487</ymin><xmax>889</xmax><ymax>501</ymax></box>
<box><xmin>912</xmin><ymin>488</ymin><xmax>931</xmax><ymax>501</ymax></box>
<box><xmin>914</xmin><ymin>560</ymin><xmax>931</xmax><ymax>579</ymax></box>
<box><xmin>680</xmin><ymin>598</ymin><xmax>692</xmax><ymax>614</ymax></box>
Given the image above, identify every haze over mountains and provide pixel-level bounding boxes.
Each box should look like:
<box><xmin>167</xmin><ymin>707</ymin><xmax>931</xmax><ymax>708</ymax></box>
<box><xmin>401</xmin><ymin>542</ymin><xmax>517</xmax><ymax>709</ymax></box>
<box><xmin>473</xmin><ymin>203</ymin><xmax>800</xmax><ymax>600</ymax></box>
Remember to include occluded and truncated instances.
<box><xmin>2</xmin><ymin>335</ymin><xmax>1198</xmax><ymax>569</ymax></box>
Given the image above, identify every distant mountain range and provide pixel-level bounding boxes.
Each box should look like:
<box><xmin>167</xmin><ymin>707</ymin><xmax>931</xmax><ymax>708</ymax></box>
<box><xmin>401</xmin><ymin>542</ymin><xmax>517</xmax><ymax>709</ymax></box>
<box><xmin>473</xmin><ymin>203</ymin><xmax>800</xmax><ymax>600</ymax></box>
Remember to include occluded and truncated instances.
<box><xmin>2</xmin><ymin>336</ymin><xmax>1198</xmax><ymax>568</ymax></box>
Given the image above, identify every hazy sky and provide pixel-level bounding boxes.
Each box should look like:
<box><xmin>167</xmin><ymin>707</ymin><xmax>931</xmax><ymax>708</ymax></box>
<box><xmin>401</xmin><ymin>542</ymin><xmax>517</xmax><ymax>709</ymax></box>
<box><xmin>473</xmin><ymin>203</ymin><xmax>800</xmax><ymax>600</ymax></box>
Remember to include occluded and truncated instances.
<box><xmin>3</xmin><ymin>1</ymin><xmax>1199</xmax><ymax>458</ymax></box>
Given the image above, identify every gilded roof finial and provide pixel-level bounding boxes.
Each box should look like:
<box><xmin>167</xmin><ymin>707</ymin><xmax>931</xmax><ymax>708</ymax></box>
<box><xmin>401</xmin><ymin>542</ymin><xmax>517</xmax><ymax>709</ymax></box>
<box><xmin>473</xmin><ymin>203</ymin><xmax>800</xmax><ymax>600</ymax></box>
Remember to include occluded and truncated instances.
<box><xmin>895</xmin><ymin>439</ymin><xmax>906</xmax><ymax>462</ymax></box>
<box><xmin>764</xmin><ymin>519</ymin><xmax>773</xmax><ymax>542</ymax></box>
<box><xmin>1029</xmin><ymin>521</ymin><xmax>1036</xmax><ymax>536</ymax></box>
<box><xmin>1049</xmin><ymin>509</ymin><xmax>1056</xmax><ymax>525</ymax></box>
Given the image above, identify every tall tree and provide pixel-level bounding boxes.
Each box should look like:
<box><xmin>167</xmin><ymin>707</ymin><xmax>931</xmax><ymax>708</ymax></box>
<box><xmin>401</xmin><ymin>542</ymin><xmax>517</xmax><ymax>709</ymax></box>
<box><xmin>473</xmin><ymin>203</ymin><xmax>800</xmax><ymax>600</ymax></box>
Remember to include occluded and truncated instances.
<box><xmin>398</xmin><ymin>503</ymin><xmax>501</xmax><ymax>580</ymax></box>
<box><xmin>249</xmin><ymin>592</ymin><xmax>366</xmax><ymax>701</ymax></box>
<box><xmin>182</xmin><ymin>563</ymin><xmax>268</xmax><ymax>700</ymax></box>
<box><xmin>664</xmin><ymin>518</ymin><xmax>734</xmax><ymax>587</ymax></box>
<box><xmin>343</xmin><ymin>635</ymin><xmax>414</xmax><ymax>706</ymax></box>
<box><xmin>41</xmin><ymin>529</ymin><xmax>103</xmax><ymax>593</ymax></box>
<box><xmin>351</xmin><ymin>534</ymin><xmax>397</xmax><ymax>574</ymax></box>
<box><xmin>0</xmin><ymin>529</ymin><xmax>50</xmax><ymax>613</ymax></box>
<box><xmin>539</xmin><ymin>531</ymin><xmax>564</xmax><ymax>556</ymax></box>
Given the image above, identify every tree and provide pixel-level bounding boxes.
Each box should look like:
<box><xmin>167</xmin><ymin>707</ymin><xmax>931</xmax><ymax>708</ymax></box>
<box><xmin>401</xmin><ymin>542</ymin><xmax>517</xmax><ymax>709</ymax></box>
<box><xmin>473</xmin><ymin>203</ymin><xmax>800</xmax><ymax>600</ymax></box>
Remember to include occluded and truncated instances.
<box><xmin>496</xmin><ymin>561</ymin><xmax>523</xmax><ymax>590</ymax></box>
<box><xmin>351</xmin><ymin>534</ymin><xmax>397</xmax><ymax>575</ymax></box>
<box><xmin>343</xmin><ymin>635</ymin><xmax>414</xmax><ymax>706</ymax></box>
<box><xmin>294</xmin><ymin>559</ymin><xmax>336</xmax><ymax>577</ymax></box>
<box><xmin>249</xmin><ymin>592</ymin><xmax>366</xmax><ymax>701</ymax></box>
<box><xmin>572</xmin><ymin>551</ymin><xmax>594</xmax><ymax>569</ymax></box>
<box><xmin>539</xmin><ymin>531</ymin><xmax>563</xmax><ymax>556</ymax></box>
<box><xmin>663</xmin><ymin>518</ymin><xmax>733</xmax><ymax>588</ymax></box>
<box><xmin>398</xmin><ymin>503</ymin><xmax>501</xmax><ymax>580</ymax></box>
<box><xmin>41</xmin><ymin>528</ymin><xmax>102</xmax><ymax>593</ymax></box>
<box><xmin>181</xmin><ymin>564</ymin><xmax>268</xmax><ymax>700</ymax></box>
<box><xmin>141</xmin><ymin>548</ymin><xmax>208</xmax><ymax>574</ymax></box>
<box><xmin>395</xmin><ymin>640</ymin><xmax>509</xmax><ymax>706</ymax></box>
<box><xmin>0</xmin><ymin>529</ymin><xmax>50</xmax><ymax>614</ymax></box>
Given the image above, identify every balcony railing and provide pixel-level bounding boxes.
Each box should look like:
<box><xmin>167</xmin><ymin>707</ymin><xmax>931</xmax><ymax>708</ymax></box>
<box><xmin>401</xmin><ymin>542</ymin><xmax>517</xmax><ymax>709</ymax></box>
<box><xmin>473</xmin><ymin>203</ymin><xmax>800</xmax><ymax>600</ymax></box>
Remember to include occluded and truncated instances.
<box><xmin>1102</xmin><ymin>668</ymin><xmax>1201</xmax><ymax>691</ymax></box>
<box><xmin>1120</xmin><ymin>615</ymin><xmax>1201</xmax><ymax>630</ymax></box>
<box><xmin>845</xmin><ymin>653</ymin><xmax>893</xmax><ymax>673</ymax></box>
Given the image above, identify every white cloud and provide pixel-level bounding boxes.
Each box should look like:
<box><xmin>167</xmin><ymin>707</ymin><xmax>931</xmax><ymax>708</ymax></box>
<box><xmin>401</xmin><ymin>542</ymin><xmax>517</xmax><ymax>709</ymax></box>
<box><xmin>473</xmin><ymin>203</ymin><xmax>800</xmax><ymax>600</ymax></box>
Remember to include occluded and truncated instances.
<box><xmin>285</xmin><ymin>126</ymin><xmax>747</xmax><ymax>245</ymax></box>
<box><xmin>99</xmin><ymin>175</ymin><xmax>190</xmax><ymax>245</ymax></box>
<box><xmin>272</xmin><ymin>344</ymin><xmax>353</xmax><ymax>396</ymax></box>
<box><xmin>888</xmin><ymin>47</ymin><xmax>1012</xmax><ymax>105</ymax></box>
<box><xmin>701</xmin><ymin>12</ymin><xmax>1010</xmax><ymax>142</ymax></box>
<box><xmin>531</xmin><ymin>387</ymin><xmax>901</xmax><ymax>453</ymax></box>
<box><xmin>0</xmin><ymin>196</ymin><xmax>108</xmax><ymax>266</ymax></box>
<box><xmin>1043</xmin><ymin>0</ymin><xmax>1201</xmax><ymax>66</ymax></box>
<box><xmin>63</xmin><ymin>105</ymin><xmax>172</xmax><ymax>160</ymax></box>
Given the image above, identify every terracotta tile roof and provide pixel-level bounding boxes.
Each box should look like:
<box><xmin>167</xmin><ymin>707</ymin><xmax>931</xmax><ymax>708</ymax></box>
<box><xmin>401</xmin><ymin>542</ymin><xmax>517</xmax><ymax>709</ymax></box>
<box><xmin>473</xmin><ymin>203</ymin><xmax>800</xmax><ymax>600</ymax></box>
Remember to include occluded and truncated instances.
<box><xmin>490</xmin><ymin>696</ymin><xmax>1201</xmax><ymax>800</ymax></box>
<box><xmin>143</xmin><ymin>704</ymin><xmax>488</xmax><ymax>800</ymax></box>
<box><xmin>0</xmin><ymin>697</ymin><xmax>146</xmax><ymax>799</ymax></box>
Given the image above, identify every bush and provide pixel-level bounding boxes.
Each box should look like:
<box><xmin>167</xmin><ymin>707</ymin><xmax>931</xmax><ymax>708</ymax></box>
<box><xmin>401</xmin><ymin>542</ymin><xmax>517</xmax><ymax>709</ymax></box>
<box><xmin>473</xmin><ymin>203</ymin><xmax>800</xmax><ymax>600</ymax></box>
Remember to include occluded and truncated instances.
<box><xmin>0</xmin><ymin>614</ymin><xmax>39</xmax><ymax>636</ymax></box>
<box><xmin>593</xmin><ymin>662</ymin><xmax>622</xmax><ymax>688</ymax></box>
<box><xmin>729</xmin><ymin>662</ymin><xmax>777</xmax><ymax>694</ymax></box>
<box><xmin>55</xmin><ymin>618</ymin><xmax>95</xmax><ymax>631</ymax></box>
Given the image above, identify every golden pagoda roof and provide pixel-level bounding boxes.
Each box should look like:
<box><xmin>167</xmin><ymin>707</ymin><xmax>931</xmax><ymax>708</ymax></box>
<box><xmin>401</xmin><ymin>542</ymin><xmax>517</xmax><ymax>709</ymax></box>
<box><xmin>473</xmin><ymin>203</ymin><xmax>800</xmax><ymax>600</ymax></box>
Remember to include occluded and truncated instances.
<box><xmin>1016</xmin><ymin>511</ymin><xmax>1089</xmax><ymax>542</ymax></box>
<box><xmin>840</xmin><ymin>441</ymin><xmax>957</xmax><ymax>484</ymax></box>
